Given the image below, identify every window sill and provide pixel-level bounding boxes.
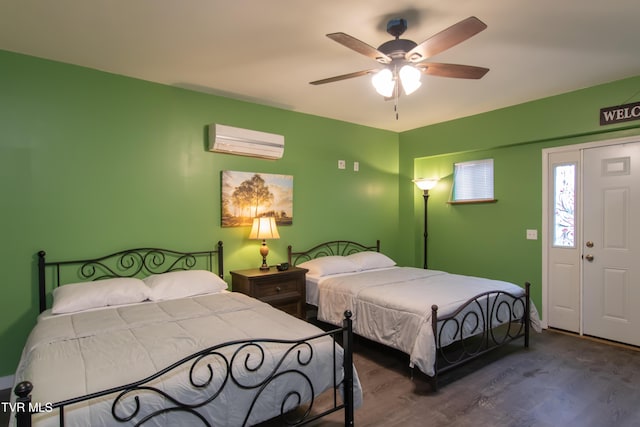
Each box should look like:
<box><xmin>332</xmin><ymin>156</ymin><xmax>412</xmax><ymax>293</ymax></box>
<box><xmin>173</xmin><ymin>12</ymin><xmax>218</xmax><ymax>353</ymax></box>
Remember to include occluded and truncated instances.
<box><xmin>447</xmin><ymin>199</ymin><xmax>498</xmax><ymax>205</ymax></box>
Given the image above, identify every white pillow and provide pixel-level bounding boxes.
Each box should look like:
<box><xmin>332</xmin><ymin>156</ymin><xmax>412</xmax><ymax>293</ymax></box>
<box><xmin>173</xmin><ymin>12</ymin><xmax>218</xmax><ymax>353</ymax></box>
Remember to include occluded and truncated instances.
<box><xmin>144</xmin><ymin>270</ymin><xmax>228</xmax><ymax>301</ymax></box>
<box><xmin>346</xmin><ymin>251</ymin><xmax>396</xmax><ymax>271</ymax></box>
<box><xmin>52</xmin><ymin>277</ymin><xmax>151</xmax><ymax>314</ymax></box>
<box><xmin>297</xmin><ymin>256</ymin><xmax>360</xmax><ymax>277</ymax></box>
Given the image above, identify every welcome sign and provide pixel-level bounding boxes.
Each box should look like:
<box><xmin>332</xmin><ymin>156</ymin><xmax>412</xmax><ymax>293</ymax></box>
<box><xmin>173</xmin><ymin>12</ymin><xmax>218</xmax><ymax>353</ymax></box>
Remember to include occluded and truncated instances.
<box><xmin>600</xmin><ymin>101</ymin><xmax>640</xmax><ymax>125</ymax></box>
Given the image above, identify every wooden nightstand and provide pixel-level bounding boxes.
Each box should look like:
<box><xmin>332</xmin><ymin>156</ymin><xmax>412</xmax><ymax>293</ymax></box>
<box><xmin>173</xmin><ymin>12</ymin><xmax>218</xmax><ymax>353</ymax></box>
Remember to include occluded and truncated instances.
<box><xmin>231</xmin><ymin>267</ymin><xmax>308</xmax><ymax>319</ymax></box>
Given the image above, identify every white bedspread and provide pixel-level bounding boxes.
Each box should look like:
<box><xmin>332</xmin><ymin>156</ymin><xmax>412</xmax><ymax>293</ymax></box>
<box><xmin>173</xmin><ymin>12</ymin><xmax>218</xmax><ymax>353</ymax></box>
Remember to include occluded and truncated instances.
<box><xmin>316</xmin><ymin>267</ymin><xmax>541</xmax><ymax>376</ymax></box>
<box><xmin>12</xmin><ymin>292</ymin><xmax>362</xmax><ymax>426</ymax></box>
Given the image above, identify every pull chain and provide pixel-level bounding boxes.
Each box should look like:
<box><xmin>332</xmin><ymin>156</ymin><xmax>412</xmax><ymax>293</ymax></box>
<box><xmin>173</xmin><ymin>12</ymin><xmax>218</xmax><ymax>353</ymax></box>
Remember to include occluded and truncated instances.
<box><xmin>394</xmin><ymin>72</ymin><xmax>400</xmax><ymax>120</ymax></box>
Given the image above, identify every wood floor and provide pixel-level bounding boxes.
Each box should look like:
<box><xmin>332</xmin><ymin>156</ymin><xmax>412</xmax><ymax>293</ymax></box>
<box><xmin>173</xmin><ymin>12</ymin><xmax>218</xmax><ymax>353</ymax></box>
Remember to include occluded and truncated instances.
<box><xmin>2</xmin><ymin>329</ymin><xmax>640</xmax><ymax>426</ymax></box>
<box><xmin>303</xmin><ymin>328</ymin><xmax>640</xmax><ymax>427</ymax></box>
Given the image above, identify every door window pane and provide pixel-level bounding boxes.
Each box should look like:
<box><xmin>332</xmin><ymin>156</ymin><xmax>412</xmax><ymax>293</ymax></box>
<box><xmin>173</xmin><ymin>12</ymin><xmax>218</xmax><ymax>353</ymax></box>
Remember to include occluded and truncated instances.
<box><xmin>553</xmin><ymin>163</ymin><xmax>576</xmax><ymax>247</ymax></box>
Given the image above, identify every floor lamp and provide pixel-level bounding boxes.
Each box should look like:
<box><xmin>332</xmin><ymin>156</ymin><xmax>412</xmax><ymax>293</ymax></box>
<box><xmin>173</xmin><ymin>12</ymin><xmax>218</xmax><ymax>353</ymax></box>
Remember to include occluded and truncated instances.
<box><xmin>413</xmin><ymin>178</ymin><xmax>438</xmax><ymax>269</ymax></box>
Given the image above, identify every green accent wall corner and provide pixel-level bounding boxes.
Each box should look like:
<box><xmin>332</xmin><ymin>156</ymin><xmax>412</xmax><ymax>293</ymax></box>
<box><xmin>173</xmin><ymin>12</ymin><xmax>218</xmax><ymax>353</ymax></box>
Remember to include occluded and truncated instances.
<box><xmin>399</xmin><ymin>74</ymin><xmax>640</xmax><ymax>319</ymax></box>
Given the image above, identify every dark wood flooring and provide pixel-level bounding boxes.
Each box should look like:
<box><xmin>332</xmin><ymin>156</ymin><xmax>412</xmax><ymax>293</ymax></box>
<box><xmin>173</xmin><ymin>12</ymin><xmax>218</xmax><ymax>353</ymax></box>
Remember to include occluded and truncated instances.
<box><xmin>303</xmin><ymin>328</ymin><xmax>640</xmax><ymax>427</ymax></box>
<box><xmin>2</xmin><ymin>329</ymin><xmax>640</xmax><ymax>426</ymax></box>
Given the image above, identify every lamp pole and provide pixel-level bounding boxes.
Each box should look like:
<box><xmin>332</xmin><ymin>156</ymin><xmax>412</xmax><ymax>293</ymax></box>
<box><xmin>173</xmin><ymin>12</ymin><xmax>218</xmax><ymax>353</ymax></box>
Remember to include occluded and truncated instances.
<box><xmin>422</xmin><ymin>189</ymin><xmax>429</xmax><ymax>269</ymax></box>
<box><xmin>413</xmin><ymin>178</ymin><xmax>437</xmax><ymax>270</ymax></box>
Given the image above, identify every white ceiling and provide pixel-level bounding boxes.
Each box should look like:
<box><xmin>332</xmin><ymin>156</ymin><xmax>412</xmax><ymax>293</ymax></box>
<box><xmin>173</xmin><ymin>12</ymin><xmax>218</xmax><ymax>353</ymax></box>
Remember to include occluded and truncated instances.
<box><xmin>2</xmin><ymin>0</ymin><xmax>640</xmax><ymax>132</ymax></box>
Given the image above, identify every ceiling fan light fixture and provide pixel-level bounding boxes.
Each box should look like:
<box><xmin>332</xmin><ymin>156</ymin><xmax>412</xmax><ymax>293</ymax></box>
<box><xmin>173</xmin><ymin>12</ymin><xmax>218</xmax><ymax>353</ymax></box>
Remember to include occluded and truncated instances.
<box><xmin>313</xmin><ymin>16</ymin><xmax>488</xmax><ymax>103</ymax></box>
<box><xmin>399</xmin><ymin>65</ymin><xmax>422</xmax><ymax>95</ymax></box>
<box><xmin>371</xmin><ymin>68</ymin><xmax>395</xmax><ymax>97</ymax></box>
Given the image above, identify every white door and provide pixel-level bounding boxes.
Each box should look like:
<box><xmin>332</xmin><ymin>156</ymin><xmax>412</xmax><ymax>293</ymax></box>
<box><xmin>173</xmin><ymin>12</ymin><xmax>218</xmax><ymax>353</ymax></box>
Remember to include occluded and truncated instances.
<box><xmin>547</xmin><ymin>151</ymin><xmax>581</xmax><ymax>332</ymax></box>
<box><xmin>583</xmin><ymin>142</ymin><xmax>640</xmax><ymax>346</ymax></box>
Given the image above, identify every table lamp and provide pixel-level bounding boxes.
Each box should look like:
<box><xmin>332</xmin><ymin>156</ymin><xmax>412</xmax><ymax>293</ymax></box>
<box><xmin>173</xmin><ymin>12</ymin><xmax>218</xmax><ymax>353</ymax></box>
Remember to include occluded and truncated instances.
<box><xmin>249</xmin><ymin>217</ymin><xmax>280</xmax><ymax>270</ymax></box>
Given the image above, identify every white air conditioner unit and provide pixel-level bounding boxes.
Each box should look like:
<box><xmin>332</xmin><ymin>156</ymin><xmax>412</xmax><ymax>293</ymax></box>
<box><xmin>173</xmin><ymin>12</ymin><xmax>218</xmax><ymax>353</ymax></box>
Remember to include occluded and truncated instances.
<box><xmin>208</xmin><ymin>124</ymin><xmax>284</xmax><ymax>159</ymax></box>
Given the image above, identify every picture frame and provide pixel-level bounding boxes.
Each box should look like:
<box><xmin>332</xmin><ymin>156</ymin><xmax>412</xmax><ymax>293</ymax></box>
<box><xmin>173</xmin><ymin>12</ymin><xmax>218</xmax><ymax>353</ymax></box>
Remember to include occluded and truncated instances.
<box><xmin>221</xmin><ymin>170</ymin><xmax>293</xmax><ymax>227</ymax></box>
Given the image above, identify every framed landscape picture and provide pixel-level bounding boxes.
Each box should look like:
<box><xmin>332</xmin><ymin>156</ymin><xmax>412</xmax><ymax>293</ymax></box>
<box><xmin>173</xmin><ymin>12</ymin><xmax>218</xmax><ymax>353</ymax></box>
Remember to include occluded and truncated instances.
<box><xmin>221</xmin><ymin>170</ymin><xmax>293</xmax><ymax>227</ymax></box>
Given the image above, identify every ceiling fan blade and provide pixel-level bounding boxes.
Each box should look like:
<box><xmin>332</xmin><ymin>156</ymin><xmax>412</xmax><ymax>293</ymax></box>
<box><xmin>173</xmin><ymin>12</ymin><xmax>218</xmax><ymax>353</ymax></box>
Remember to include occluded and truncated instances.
<box><xmin>405</xmin><ymin>16</ymin><xmax>487</xmax><ymax>62</ymax></box>
<box><xmin>415</xmin><ymin>62</ymin><xmax>489</xmax><ymax>79</ymax></box>
<box><xmin>327</xmin><ymin>32</ymin><xmax>392</xmax><ymax>63</ymax></box>
<box><xmin>309</xmin><ymin>69</ymin><xmax>378</xmax><ymax>85</ymax></box>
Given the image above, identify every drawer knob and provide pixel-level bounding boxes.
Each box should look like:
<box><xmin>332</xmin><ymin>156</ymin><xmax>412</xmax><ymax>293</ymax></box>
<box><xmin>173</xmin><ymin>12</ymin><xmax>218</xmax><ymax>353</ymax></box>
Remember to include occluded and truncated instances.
<box><xmin>276</xmin><ymin>286</ymin><xmax>281</xmax><ymax>292</ymax></box>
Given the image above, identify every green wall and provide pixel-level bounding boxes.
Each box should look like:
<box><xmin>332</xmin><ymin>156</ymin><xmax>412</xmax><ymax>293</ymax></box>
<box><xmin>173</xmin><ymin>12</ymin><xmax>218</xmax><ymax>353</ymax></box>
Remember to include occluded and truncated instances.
<box><xmin>398</xmin><ymin>75</ymin><xmax>640</xmax><ymax>315</ymax></box>
<box><xmin>3</xmin><ymin>46</ymin><xmax>640</xmax><ymax>380</ymax></box>
<box><xmin>0</xmin><ymin>50</ymin><xmax>399</xmax><ymax>376</ymax></box>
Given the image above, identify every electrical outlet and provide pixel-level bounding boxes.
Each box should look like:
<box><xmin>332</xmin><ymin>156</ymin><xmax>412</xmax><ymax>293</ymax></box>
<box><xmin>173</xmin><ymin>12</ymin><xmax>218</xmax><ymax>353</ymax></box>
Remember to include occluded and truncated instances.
<box><xmin>354</xmin><ymin>161</ymin><xmax>359</xmax><ymax>172</ymax></box>
<box><xmin>338</xmin><ymin>160</ymin><xmax>346</xmax><ymax>169</ymax></box>
<box><xmin>526</xmin><ymin>229</ymin><xmax>538</xmax><ymax>240</ymax></box>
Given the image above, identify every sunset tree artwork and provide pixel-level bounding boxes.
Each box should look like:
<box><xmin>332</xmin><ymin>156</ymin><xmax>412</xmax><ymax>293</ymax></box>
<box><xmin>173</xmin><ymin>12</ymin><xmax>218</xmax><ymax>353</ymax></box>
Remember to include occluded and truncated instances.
<box><xmin>221</xmin><ymin>171</ymin><xmax>293</xmax><ymax>227</ymax></box>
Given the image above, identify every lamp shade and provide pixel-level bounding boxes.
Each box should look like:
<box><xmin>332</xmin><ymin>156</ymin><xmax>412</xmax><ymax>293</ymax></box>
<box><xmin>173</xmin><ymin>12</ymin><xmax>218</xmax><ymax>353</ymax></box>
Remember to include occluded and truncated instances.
<box><xmin>249</xmin><ymin>217</ymin><xmax>280</xmax><ymax>240</ymax></box>
<box><xmin>399</xmin><ymin>65</ymin><xmax>422</xmax><ymax>95</ymax></box>
<box><xmin>371</xmin><ymin>68</ymin><xmax>395</xmax><ymax>98</ymax></box>
<box><xmin>413</xmin><ymin>178</ymin><xmax>438</xmax><ymax>191</ymax></box>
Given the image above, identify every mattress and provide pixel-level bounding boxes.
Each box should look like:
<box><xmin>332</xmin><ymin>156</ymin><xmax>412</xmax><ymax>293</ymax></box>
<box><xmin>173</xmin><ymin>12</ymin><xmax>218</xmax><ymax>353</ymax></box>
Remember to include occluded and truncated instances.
<box><xmin>314</xmin><ymin>266</ymin><xmax>541</xmax><ymax>376</ymax></box>
<box><xmin>12</xmin><ymin>292</ymin><xmax>362</xmax><ymax>426</ymax></box>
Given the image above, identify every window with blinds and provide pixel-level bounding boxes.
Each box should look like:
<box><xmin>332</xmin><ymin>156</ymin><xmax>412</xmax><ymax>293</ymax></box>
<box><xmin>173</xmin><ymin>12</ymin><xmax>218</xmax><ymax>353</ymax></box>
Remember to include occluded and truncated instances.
<box><xmin>451</xmin><ymin>158</ymin><xmax>495</xmax><ymax>203</ymax></box>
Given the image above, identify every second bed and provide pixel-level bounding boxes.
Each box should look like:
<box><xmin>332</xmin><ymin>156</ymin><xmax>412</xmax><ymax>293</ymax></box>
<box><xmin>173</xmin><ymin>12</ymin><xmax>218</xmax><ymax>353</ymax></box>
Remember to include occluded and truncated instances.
<box><xmin>288</xmin><ymin>240</ymin><xmax>541</xmax><ymax>389</ymax></box>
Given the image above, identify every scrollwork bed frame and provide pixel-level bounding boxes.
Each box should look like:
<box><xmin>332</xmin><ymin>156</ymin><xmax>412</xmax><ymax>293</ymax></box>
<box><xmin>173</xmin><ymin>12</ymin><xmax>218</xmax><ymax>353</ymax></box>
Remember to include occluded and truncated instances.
<box><xmin>288</xmin><ymin>239</ymin><xmax>531</xmax><ymax>391</ymax></box>
<box><xmin>288</xmin><ymin>240</ymin><xmax>380</xmax><ymax>264</ymax></box>
<box><xmin>14</xmin><ymin>243</ymin><xmax>355</xmax><ymax>427</ymax></box>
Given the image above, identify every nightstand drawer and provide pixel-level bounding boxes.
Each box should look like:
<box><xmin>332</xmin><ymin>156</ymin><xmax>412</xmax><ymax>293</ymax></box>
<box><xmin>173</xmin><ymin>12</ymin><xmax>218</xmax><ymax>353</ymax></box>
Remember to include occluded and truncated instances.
<box><xmin>230</xmin><ymin>266</ymin><xmax>308</xmax><ymax>319</ymax></box>
<box><xmin>252</xmin><ymin>278</ymin><xmax>300</xmax><ymax>298</ymax></box>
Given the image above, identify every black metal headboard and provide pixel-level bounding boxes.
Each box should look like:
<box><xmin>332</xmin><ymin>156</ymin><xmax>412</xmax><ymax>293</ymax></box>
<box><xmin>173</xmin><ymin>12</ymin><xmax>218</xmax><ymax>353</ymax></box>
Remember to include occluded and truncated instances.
<box><xmin>287</xmin><ymin>240</ymin><xmax>380</xmax><ymax>266</ymax></box>
<box><xmin>37</xmin><ymin>241</ymin><xmax>224</xmax><ymax>313</ymax></box>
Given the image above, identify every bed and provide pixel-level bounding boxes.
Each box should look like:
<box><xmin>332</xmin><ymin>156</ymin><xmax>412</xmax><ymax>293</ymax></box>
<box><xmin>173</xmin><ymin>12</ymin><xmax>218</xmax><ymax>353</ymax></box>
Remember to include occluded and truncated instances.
<box><xmin>12</xmin><ymin>243</ymin><xmax>361</xmax><ymax>426</ymax></box>
<box><xmin>287</xmin><ymin>240</ymin><xmax>541</xmax><ymax>390</ymax></box>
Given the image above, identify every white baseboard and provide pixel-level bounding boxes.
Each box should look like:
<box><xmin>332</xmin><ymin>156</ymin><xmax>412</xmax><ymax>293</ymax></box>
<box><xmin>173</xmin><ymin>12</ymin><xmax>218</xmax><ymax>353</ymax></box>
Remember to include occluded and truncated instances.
<box><xmin>0</xmin><ymin>375</ymin><xmax>14</xmax><ymax>391</ymax></box>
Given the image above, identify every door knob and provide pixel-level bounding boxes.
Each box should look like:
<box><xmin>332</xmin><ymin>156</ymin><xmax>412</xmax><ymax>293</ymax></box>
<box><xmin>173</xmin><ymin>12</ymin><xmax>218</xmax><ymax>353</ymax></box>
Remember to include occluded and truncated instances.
<box><xmin>586</xmin><ymin>241</ymin><xmax>594</xmax><ymax>248</ymax></box>
<box><xmin>585</xmin><ymin>254</ymin><xmax>594</xmax><ymax>262</ymax></box>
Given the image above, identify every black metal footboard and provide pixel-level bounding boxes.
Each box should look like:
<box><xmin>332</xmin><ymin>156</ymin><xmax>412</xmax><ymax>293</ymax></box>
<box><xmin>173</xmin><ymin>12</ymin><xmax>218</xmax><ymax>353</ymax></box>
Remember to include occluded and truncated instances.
<box><xmin>13</xmin><ymin>313</ymin><xmax>355</xmax><ymax>427</ymax></box>
<box><xmin>429</xmin><ymin>282</ymin><xmax>531</xmax><ymax>391</ymax></box>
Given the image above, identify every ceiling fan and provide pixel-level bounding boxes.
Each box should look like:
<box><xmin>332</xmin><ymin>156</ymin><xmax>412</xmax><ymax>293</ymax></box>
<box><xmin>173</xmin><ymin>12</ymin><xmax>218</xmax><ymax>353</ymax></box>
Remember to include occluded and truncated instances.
<box><xmin>310</xmin><ymin>16</ymin><xmax>489</xmax><ymax>100</ymax></box>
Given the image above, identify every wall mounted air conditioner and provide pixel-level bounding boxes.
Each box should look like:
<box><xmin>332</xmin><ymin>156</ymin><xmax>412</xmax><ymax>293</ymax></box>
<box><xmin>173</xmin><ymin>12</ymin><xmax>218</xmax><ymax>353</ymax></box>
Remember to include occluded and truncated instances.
<box><xmin>208</xmin><ymin>124</ymin><xmax>284</xmax><ymax>159</ymax></box>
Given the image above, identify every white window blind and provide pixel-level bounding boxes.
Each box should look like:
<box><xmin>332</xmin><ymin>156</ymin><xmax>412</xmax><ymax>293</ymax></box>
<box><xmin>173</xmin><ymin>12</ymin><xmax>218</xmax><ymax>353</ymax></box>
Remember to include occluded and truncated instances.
<box><xmin>452</xmin><ymin>158</ymin><xmax>494</xmax><ymax>202</ymax></box>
